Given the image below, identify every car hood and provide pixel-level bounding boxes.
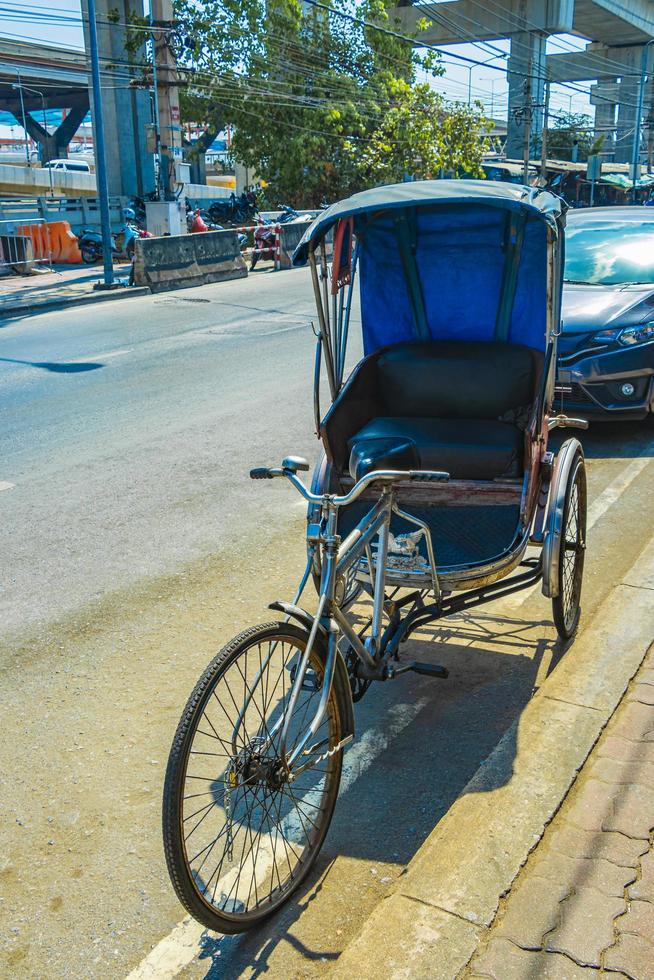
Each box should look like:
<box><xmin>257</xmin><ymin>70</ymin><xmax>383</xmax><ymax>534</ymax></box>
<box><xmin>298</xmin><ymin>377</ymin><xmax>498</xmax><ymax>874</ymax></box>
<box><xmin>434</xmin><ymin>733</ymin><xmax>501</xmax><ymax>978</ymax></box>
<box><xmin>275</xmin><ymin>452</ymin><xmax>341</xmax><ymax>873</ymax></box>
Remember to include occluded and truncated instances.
<box><xmin>561</xmin><ymin>283</ymin><xmax>654</xmax><ymax>334</ymax></box>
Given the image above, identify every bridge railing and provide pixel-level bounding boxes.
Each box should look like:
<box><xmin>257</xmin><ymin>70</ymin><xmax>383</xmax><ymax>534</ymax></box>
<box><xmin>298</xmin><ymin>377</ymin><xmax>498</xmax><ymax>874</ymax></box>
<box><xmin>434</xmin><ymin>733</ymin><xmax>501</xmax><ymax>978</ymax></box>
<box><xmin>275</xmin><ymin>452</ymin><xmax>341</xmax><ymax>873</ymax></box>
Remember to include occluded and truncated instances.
<box><xmin>0</xmin><ymin>196</ymin><xmax>128</xmax><ymax>234</ymax></box>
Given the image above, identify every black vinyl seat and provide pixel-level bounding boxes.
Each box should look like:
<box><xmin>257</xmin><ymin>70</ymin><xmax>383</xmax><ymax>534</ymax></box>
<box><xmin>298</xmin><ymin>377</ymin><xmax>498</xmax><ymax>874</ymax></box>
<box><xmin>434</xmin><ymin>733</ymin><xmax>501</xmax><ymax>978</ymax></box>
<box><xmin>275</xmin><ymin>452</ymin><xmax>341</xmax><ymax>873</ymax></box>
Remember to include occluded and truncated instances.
<box><xmin>321</xmin><ymin>340</ymin><xmax>542</xmax><ymax>483</ymax></box>
<box><xmin>348</xmin><ymin>417</ymin><xmax>524</xmax><ymax>482</ymax></box>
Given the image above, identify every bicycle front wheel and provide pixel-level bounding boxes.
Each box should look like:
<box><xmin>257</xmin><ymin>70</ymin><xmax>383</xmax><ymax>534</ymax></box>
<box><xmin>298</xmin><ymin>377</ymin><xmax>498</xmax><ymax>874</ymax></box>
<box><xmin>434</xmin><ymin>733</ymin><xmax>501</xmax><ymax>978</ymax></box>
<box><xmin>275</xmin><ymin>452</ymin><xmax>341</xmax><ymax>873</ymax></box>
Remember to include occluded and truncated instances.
<box><xmin>162</xmin><ymin>622</ymin><xmax>345</xmax><ymax>933</ymax></box>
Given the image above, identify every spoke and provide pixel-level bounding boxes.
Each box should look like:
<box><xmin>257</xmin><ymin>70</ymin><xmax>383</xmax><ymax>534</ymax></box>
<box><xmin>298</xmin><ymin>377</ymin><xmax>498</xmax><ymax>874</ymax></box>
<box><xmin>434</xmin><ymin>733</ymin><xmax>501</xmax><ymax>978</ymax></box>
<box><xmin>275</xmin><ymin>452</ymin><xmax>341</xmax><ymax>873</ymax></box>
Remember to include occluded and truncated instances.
<box><xmin>211</xmin><ymin>688</ymin><xmax>247</xmax><ymax>750</ymax></box>
<box><xmin>234</xmin><ymin>659</ymin><xmax>274</xmax><ymax>745</ymax></box>
<box><xmin>184</xmin><ymin>797</ymin><xmax>220</xmax><ymax>825</ymax></box>
<box><xmin>221</xmin><ymin>673</ymin><xmax>252</xmax><ymax>747</ymax></box>
<box><xmin>197</xmin><ymin>713</ymin><xmax>234</xmax><ymax>756</ymax></box>
<box><xmin>282</xmin><ymin>784</ymin><xmax>320</xmax><ymax>835</ymax></box>
<box><xmin>184</xmin><ymin>800</ymin><xmax>218</xmax><ymax>842</ymax></box>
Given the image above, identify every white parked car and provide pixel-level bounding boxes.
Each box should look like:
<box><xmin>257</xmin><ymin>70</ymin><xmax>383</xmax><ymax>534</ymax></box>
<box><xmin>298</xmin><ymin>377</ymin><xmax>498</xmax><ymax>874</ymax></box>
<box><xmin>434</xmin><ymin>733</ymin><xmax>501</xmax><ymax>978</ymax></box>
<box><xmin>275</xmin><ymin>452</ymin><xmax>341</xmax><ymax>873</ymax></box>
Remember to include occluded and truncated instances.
<box><xmin>42</xmin><ymin>159</ymin><xmax>90</xmax><ymax>173</ymax></box>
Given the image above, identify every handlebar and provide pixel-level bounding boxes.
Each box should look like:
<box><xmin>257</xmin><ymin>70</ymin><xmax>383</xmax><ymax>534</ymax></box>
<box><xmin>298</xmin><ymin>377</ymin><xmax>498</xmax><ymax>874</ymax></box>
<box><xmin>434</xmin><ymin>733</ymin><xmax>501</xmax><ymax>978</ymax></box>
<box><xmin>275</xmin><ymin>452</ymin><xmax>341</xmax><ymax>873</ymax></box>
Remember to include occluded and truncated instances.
<box><xmin>250</xmin><ymin>464</ymin><xmax>450</xmax><ymax>507</ymax></box>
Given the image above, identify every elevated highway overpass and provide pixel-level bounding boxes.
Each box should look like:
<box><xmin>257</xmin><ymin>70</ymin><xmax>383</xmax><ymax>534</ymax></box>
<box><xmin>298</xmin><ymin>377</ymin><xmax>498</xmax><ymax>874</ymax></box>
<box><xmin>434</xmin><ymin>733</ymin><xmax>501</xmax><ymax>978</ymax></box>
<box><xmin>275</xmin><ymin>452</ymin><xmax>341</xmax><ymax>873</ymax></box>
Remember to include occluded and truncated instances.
<box><xmin>394</xmin><ymin>0</ymin><xmax>654</xmax><ymax>160</ymax></box>
<box><xmin>0</xmin><ymin>162</ymin><xmax>230</xmax><ymax>207</ymax></box>
<box><xmin>0</xmin><ymin>38</ymin><xmax>90</xmax><ymax>163</ymax></box>
<box><xmin>0</xmin><ymin>17</ymin><xmax>154</xmax><ymax>198</ymax></box>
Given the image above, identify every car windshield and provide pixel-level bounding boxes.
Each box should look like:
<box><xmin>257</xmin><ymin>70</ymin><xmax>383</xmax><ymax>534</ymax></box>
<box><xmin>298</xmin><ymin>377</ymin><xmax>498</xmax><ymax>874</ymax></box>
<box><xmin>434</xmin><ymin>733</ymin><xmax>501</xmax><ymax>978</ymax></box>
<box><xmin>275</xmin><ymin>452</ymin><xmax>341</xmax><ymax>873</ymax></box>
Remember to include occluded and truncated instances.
<box><xmin>564</xmin><ymin>219</ymin><xmax>654</xmax><ymax>285</ymax></box>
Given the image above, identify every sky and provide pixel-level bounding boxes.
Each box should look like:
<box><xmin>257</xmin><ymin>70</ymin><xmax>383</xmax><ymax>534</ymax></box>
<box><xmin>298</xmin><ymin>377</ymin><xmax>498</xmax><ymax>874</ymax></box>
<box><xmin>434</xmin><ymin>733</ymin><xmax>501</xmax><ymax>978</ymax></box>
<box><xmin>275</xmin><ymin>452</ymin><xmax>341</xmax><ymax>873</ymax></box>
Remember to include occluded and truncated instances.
<box><xmin>0</xmin><ymin>0</ymin><xmax>593</xmax><ymax>142</ymax></box>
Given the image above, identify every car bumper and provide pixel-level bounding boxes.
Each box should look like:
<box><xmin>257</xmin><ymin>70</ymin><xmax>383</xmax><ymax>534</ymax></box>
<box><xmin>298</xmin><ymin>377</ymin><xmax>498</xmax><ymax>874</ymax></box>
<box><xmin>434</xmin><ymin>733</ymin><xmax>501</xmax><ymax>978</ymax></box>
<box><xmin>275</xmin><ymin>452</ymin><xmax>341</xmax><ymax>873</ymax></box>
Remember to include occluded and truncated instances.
<box><xmin>556</xmin><ymin>342</ymin><xmax>654</xmax><ymax>420</ymax></box>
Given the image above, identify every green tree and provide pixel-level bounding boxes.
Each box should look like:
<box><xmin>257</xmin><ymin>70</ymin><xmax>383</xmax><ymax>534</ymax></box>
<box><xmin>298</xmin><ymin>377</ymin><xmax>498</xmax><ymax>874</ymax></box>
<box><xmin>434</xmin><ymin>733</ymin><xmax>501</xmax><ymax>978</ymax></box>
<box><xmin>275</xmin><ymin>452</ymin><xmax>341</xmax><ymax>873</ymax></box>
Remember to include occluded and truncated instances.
<box><xmin>544</xmin><ymin>111</ymin><xmax>604</xmax><ymax>163</ymax></box>
<box><xmin>159</xmin><ymin>0</ymin><xmax>489</xmax><ymax>205</ymax></box>
<box><xmin>353</xmin><ymin>78</ymin><xmax>489</xmax><ymax>185</ymax></box>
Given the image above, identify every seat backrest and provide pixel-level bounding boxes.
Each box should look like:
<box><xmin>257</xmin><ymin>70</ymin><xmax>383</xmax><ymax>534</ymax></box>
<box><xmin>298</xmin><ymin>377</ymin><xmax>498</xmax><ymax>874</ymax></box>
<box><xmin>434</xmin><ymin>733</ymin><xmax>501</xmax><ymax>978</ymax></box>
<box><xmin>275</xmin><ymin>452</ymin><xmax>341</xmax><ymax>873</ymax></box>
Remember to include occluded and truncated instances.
<box><xmin>375</xmin><ymin>341</ymin><xmax>539</xmax><ymax>420</ymax></box>
<box><xmin>321</xmin><ymin>340</ymin><xmax>542</xmax><ymax>470</ymax></box>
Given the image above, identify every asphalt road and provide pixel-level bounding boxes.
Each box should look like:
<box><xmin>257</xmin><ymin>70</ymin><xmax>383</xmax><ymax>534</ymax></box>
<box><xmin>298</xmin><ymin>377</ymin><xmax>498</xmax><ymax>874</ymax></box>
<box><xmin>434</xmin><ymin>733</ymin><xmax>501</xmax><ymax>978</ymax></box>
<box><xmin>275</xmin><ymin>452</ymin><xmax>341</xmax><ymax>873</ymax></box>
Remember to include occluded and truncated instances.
<box><xmin>0</xmin><ymin>268</ymin><xmax>340</xmax><ymax>645</ymax></box>
<box><xmin>1</xmin><ymin>272</ymin><xmax>653</xmax><ymax>979</ymax></box>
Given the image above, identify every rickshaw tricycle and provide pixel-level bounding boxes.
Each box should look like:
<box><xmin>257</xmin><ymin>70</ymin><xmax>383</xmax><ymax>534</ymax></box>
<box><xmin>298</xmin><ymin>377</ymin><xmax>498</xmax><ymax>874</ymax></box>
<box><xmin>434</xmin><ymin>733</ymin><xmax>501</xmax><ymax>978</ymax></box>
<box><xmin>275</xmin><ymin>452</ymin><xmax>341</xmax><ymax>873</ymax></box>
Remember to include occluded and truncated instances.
<box><xmin>162</xmin><ymin>180</ymin><xmax>588</xmax><ymax>933</ymax></box>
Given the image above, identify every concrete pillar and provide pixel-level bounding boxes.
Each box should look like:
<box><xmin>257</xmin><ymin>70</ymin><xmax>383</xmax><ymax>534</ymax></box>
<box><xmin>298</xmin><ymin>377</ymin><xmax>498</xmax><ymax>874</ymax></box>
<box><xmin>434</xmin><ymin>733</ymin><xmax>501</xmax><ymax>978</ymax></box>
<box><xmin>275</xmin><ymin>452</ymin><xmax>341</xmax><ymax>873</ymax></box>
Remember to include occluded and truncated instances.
<box><xmin>645</xmin><ymin>76</ymin><xmax>654</xmax><ymax>171</ymax></box>
<box><xmin>506</xmin><ymin>31</ymin><xmax>547</xmax><ymax>160</ymax></box>
<box><xmin>614</xmin><ymin>74</ymin><xmax>639</xmax><ymax>163</ymax></box>
<box><xmin>81</xmin><ymin>0</ymin><xmax>155</xmax><ymax>198</ymax></box>
<box><xmin>592</xmin><ymin>77</ymin><xmax>617</xmax><ymax>161</ymax></box>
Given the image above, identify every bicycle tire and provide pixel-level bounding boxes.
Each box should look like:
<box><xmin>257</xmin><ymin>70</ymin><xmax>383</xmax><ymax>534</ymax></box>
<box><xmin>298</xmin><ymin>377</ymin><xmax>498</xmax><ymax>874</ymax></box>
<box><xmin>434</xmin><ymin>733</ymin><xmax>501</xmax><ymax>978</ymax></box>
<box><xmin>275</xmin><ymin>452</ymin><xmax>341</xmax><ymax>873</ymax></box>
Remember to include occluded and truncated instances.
<box><xmin>552</xmin><ymin>449</ymin><xmax>587</xmax><ymax>640</ymax></box>
<box><xmin>162</xmin><ymin>622</ymin><xmax>346</xmax><ymax>933</ymax></box>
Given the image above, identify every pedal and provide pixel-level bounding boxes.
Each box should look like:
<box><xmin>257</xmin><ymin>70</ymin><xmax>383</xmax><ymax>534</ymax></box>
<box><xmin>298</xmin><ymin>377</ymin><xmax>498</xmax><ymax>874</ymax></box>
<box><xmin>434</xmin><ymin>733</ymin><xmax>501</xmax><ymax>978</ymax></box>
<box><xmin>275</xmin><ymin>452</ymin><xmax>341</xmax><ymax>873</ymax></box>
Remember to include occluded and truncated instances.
<box><xmin>409</xmin><ymin>661</ymin><xmax>449</xmax><ymax>679</ymax></box>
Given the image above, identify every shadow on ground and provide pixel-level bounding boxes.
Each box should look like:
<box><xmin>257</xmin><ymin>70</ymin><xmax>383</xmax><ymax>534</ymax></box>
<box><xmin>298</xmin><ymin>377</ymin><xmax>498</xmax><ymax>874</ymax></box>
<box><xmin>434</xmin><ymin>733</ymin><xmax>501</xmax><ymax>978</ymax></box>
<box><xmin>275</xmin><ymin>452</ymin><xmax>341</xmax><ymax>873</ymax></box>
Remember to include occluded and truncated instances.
<box><xmin>182</xmin><ymin>420</ymin><xmax>654</xmax><ymax>978</ymax></box>
<box><xmin>191</xmin><ymin>606</ymin><xmax>564</xmax><ymax>978</ymax></box>
<box><xmin>0</xmin><ymin>357</ymin><xmax>103</xmax><ymax>373</ymax></box>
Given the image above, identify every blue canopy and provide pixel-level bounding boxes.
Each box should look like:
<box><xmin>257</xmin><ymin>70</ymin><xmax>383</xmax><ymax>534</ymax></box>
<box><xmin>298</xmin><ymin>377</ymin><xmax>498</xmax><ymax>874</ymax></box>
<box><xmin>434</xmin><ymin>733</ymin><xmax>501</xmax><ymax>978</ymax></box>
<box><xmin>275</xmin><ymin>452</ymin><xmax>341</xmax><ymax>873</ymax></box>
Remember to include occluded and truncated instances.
<box><xmin>293</xmin><ymin>180</ymin><xmax>565</xmax><ymax>355</ymax></box>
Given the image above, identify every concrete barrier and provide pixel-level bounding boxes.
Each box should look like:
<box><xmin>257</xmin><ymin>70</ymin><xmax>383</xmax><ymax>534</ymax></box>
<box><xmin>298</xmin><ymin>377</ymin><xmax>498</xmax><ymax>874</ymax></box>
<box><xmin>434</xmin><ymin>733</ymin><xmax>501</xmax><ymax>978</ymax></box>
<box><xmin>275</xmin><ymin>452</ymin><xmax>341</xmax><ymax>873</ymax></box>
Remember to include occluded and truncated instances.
<box><xmin>16</xmin><ymin>220</ymin><xmax>82</xmax><ymax>263</ymax></box>
<box><xmin>278</xmin><ymin>221</ymin><xmax>312</xmax><ymax>269</ymax></box>
<box><xmin>132</xmin><ymin>228</ymin><xmax>247</xmax><ymax>292</ymax></box>
<box><xmin>278</xmin><ymin>220</ymin><xmax>329</xmax><ymax>269</ymax></box>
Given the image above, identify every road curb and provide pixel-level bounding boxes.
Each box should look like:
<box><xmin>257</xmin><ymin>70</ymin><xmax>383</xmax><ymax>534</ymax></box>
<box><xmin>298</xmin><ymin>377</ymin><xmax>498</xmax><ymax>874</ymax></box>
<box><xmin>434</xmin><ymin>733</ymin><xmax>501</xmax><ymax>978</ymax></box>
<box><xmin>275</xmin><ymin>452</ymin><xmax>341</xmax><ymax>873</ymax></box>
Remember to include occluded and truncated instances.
<box><xmin>329</xmin><ymin>536</ymin><xmax>654</xmax><ymax>980</ymax></box>
<box><xmin>0</xmin><ymin>285</ymin><xmax>150</xmax><ymax>320</ymax></box>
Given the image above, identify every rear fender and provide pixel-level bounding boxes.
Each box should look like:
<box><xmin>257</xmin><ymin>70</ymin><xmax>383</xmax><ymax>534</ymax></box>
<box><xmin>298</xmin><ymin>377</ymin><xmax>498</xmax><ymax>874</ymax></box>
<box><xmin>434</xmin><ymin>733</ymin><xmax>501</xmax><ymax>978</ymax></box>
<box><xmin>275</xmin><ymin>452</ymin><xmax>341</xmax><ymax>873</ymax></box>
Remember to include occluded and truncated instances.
<box><xmin>268</xmin><ymin>600</ymin><xmax>354</xmax><ymax>740</ymax></box>
<box><xmin>542</xmin><ymin>438</ymin><xmax>583</xmax><ymax>598</ymax></box>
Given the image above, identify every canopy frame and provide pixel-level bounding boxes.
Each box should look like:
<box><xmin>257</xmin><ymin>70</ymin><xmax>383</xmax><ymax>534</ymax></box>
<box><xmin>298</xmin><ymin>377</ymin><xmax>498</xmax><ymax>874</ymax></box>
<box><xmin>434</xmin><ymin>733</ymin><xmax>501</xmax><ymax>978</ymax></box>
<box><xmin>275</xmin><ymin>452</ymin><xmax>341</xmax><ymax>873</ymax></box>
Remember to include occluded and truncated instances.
<box><xmin>302</xmin><ymin>181</ymin><xmax>565</xmax><ymax>415</ymax></box>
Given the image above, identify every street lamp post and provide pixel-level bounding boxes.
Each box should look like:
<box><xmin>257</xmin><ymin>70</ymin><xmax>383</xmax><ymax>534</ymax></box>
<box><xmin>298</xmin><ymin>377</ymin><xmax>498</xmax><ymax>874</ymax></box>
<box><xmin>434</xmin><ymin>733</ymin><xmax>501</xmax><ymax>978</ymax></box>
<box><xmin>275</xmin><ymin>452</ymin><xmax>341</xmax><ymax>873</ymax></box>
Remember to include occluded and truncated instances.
<box><xmin>86</xmin><ymin>0</ymin><xmax>115</xmax><ymax>287</ymax></box>
<box><xmin>14</xmin><ymin>70</ymin><xmax>30</xmax><ymax>166</ymax></box>
<box><xmin>632</xmin><ymin>39</ymin><xmax>654</xmax><ymax>203</ymax></box>
<box><xmin>468</xmin><ymin>53</ymin><xmax>508</xmax><ymax>109</ymax></box>
<box><xmin>12</xmin><ymin>81</ymin><xmax>54</xmax><ymax>196</ymax></box>
<box><xmin>479</xmin><ymin>76</ymin><xmax>504</xmax><ymax>122</ymax></box>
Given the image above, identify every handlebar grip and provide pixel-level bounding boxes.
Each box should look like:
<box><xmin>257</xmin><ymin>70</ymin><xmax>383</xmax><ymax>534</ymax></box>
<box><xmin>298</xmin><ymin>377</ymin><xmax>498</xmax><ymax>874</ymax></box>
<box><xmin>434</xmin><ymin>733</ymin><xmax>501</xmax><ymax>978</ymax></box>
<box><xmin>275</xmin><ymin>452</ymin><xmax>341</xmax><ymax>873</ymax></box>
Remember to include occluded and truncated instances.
<box><xmin>250</xmin><ymin>467</ymin><xmax>274</xmax><ymax>480</ymax></box>
<box><xmin>407</xmin><ymin>471</ymin><xmax>450</xmax><ymax>482</ymax></box>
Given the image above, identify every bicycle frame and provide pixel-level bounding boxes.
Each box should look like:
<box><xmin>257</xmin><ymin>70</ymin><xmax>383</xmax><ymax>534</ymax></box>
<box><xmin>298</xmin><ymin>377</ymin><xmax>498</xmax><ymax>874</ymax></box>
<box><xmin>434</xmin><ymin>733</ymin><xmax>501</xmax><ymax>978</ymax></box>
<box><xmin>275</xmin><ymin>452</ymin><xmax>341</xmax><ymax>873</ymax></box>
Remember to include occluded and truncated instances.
<box><xmin>241</xmin><ymin>466</ymin><xmax>448</xmax><ymax>774</ymax></box>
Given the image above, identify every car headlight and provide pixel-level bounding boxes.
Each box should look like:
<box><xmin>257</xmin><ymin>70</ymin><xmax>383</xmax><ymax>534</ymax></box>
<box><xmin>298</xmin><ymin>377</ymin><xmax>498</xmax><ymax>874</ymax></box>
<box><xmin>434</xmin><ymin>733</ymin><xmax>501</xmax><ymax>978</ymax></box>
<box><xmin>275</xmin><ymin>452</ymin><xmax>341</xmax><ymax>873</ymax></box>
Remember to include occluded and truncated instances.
<box><xmin>592</xmin><ymin>323</ymin><xmax>654</xmax><ymax>347</ymax></box>
<box><xmin>617</xmin><ymin>323</ymin><xmax>654</xmax><ymax>346</ymax></box>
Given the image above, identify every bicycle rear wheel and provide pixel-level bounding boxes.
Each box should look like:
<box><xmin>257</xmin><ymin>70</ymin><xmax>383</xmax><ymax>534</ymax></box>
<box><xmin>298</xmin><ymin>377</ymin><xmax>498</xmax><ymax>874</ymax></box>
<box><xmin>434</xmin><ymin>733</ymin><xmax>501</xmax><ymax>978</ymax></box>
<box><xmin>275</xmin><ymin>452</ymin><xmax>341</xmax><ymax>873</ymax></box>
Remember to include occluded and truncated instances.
<box><xmin>162</xmin><ymin>622</ymin><xmax>345</xmax><ymax>933</ymax></box>
<box><xmin>552</xmin><ymin>449</ymin><xmax>587</xmax><ymax>640</ymax></box>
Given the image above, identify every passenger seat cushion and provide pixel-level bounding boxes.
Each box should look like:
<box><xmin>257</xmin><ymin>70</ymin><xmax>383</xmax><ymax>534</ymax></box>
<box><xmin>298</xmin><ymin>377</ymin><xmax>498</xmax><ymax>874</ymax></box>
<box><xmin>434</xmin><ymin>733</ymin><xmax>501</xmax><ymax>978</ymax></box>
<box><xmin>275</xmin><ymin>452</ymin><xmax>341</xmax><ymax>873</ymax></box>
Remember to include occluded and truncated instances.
<box><xmin>347</xmin><ymin>417</ymin><xmax>523</xmax><ymax>481</ymax></box>
<box><xmin>322</xmin><ymin>340</ymin><xmax>542</xmax><ymax>472</ymax></box>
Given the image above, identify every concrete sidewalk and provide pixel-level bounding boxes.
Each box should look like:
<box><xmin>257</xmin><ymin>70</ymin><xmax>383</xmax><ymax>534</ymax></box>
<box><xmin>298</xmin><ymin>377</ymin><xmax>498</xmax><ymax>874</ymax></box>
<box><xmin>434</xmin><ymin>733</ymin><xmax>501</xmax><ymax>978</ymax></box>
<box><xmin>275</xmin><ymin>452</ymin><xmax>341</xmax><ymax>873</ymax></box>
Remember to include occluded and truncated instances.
<box><xmin>0</xmin><ymin>264</ymin><xmax>148</xmax><ymax>318</ymax></box>
<box><xmin>330</xmin><ymin>537</ymin><xmax>654</xmax><ymax>980</ymax></box>
<box><xmin>467</xmin><ymin>646</ymin><xmax>654</xmax><ymax>979</ymax></box>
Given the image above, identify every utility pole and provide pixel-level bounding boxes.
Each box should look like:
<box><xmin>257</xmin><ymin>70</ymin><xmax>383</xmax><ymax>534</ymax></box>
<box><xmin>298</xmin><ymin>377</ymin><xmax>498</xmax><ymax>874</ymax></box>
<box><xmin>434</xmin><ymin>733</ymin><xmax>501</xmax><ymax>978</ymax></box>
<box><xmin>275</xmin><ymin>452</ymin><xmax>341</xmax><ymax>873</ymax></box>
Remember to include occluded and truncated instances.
<box><xmin>151</xmin><ymin>0</ymin><xmax>182</xmax><ymax>201</ymax></box>
<box><xmin>86</xmin><ymin>0</ymin><xmax>115</xmax><ymax>287</ymax></box>
<box><xmin>522</xmin><ymin>76</ymin><xmax>532</xmax><ymax>184</ymax></box>
<box><xmin>540</xmin><ymin>80</ymin><xmax>550</xmax><ymax>185</ymax></box>
<box><xmin>632</xmin><ymin>39</ymin><xmax>654</xmax><ymax>202</ymax></box>
<box><xmin>148</xmin><ymin>6</ymin><xmax>162</xmax><ymax>199</ymax></box>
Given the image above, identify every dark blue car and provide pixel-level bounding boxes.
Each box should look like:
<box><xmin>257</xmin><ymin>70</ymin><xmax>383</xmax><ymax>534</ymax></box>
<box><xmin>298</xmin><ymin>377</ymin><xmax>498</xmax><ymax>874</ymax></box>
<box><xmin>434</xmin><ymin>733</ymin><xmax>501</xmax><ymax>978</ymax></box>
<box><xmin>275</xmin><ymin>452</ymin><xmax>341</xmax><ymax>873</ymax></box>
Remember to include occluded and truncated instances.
<box><xmin>557</xmin><ymin>206</ymin><xmax>654</xmax><ymax>419</ymax></box>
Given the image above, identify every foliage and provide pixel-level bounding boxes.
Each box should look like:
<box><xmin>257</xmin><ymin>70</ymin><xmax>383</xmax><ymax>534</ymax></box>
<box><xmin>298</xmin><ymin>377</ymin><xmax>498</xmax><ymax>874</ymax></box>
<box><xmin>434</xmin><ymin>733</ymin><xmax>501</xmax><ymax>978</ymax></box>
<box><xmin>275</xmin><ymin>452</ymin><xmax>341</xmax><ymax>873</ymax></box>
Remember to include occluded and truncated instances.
<box><xmin>352</xmin><ymin>79</ymin><xmax>489</xmax><ymax>186</ymax></box>
<box><xmin>125</xmin><ymin>0</ymin><xmax>490</xmax><ymax>206</ymax></box>
<box><xmin>544</xmin><ymin>111</ymin><xmax>604</xmax><ymax>163</ymax></box>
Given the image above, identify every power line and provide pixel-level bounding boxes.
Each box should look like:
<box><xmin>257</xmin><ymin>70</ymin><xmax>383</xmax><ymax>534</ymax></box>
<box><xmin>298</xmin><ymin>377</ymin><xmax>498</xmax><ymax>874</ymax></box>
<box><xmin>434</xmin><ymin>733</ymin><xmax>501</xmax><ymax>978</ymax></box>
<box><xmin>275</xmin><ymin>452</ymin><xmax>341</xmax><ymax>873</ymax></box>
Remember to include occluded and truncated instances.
<box><xmin>3</xmin><ymin>0</ymin><xmax>646</xmax><ymax>123</ymax></box>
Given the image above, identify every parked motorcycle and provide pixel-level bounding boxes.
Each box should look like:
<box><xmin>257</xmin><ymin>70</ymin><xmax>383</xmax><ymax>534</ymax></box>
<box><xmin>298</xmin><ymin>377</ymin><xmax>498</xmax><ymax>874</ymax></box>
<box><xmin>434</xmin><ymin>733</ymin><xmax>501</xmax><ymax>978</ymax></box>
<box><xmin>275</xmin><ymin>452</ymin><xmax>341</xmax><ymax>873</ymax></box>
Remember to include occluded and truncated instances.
<box><xmin>207</xmin><ymin>191</ymin><xmax>258</xmax><ymax>227</ymax></box>
<box><xmin>78</xmin><ymin>208</ymin><xmax>150</xmax><ymax>264</ymax></box>
<box><xmin>250</xmin><ymin>206</ymin><xmax>303</xmax><ymax>270</ymax></box>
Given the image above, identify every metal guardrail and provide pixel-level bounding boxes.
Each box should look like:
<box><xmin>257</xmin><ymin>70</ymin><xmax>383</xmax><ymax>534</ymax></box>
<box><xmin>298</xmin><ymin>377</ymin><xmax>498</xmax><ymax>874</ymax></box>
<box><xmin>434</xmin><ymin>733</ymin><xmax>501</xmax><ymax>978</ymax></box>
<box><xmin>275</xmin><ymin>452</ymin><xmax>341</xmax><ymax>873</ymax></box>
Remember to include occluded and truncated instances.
<box><xmin>0</xmin><ymin>196</ymin><xmax>127</xmax><ymax>234</ymax></box>
<box><xmin>0</xmin><ymin>217</ymin><xmax>52</xmax><ymax>274</ymax></box>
